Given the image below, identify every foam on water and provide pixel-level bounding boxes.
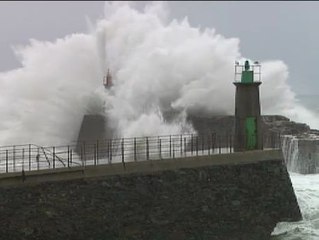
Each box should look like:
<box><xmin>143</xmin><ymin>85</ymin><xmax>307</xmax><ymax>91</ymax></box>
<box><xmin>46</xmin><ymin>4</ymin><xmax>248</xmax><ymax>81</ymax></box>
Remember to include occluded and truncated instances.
<box><xmin>272</xmin><ymin>173</ymin><xmax>319</xmax><ymax>240</ymax></box>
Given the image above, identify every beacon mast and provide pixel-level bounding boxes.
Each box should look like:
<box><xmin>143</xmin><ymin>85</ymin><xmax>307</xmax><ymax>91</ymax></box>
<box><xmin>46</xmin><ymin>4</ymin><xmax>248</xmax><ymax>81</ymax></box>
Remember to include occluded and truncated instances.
<box><xmin>103</xmin><ymin>69</ymin><xmax>113</xmax><ymax>89</ymax></box>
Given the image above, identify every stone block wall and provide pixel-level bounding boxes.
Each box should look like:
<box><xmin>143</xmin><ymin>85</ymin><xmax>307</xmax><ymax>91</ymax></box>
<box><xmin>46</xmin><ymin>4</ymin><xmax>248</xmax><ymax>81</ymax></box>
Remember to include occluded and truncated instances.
<box><xmin>0</xmin><ymin>153</ymin><xmax>301</xmax><ymax>240</ymax></box>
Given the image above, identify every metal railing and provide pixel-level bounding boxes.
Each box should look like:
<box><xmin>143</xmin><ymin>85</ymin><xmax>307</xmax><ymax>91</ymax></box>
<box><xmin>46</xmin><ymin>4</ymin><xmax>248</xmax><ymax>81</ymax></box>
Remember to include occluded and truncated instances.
<box><xmin>234</xmin><ymin>62</ymin><xmax>261</xmax><ymax>82</ymax></box>
<box><xmin>0</xmin><ymin>132</ymin><xmax>281</xmax><ymax>174</ymax></box>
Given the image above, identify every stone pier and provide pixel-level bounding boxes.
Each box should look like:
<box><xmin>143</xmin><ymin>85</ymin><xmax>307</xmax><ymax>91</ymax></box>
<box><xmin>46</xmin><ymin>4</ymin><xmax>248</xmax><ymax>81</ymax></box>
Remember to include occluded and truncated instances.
<box><xmin>0</xmin><ymin>150</ymin><xmax>301</xmax><ymax>240</ymax></box>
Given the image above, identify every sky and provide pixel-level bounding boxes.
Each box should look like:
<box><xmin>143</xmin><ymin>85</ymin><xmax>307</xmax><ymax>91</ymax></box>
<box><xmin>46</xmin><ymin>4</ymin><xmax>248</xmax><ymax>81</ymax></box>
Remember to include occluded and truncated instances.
<box><xmin>0</xmin><ymin>1</ymin><xmax>318</xmax><ymax>97</ymax></box>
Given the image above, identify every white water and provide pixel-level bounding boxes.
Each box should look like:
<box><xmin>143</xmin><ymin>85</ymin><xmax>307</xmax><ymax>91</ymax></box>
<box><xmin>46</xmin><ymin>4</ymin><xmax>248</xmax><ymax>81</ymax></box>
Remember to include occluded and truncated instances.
<box><xmin>272</xmin><ymin>173</ymin><xmax>319</xmax><ymax>240</ymax></box>
<box><xmin>282</xmin><ymin>135</ymin><xmax>300</xmax><ymax>172</ymax></box>
<box><xmin>0</xmin><ymin>1</ymin><xmax>318</xmax><ymax>147</ymax></box>
<box><xmin>279</xmin><ymin>97</ymin><xmax>319</xmax><ymax>239</ymax></box>
<box><xmin>272</xmin><ymin>134</ymin><xmax>319</xmax><ymax>239</ymax></box>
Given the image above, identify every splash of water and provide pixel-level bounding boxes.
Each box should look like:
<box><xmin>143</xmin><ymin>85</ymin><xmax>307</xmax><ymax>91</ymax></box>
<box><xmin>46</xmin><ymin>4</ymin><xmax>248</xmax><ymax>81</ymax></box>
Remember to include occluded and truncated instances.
<box><xmin>282</xmin><ymin>135</ymin><xmax>300</xmax><ymax>172</ymax></box>
<box><xmin>0</xmin><ymin>1</ymin><xmax>317</xmax><ymax>146</ymax></box>
<box><xmin>281</xmin><ymin>134</ymin><xmax>319</xmax><ymax>174</ymax></box>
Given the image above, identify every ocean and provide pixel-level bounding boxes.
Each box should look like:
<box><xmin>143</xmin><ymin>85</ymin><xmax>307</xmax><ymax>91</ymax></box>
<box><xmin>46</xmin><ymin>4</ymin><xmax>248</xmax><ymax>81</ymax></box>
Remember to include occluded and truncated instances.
<box><xmin>272</xmin><ymin>94</ymin><xmax>319</xmax><ymax>240</ymax></box>
<box><xmin>272</xmin><ymin>173</ymin><xmax>319</xmax><ymax>240</ymax></box>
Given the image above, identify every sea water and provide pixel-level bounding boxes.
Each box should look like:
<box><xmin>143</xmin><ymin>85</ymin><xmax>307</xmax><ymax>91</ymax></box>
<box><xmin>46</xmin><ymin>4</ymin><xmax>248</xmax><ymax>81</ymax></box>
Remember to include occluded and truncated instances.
<box><xmin>271</xmin><ymin>95</ymin><xmax>319</xmax><ymax>239</ymax></box>
<box><xmin>271</xmin><ymin>173</ymin><xmax>319</xmax><ymax>240</ymax></box>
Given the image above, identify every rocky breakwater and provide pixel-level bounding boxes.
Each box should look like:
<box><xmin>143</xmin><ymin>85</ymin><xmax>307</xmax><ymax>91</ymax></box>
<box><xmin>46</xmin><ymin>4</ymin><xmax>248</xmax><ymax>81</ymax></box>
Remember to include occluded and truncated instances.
<box><xmin>262</xmin><ymin>115</ymin><xmax>311</xmax><ymax>136</ymax></box>
<box><xmin>263</xmin><ymin>115</ymin><xmax>319</xmax><ymax>174</ymax></box>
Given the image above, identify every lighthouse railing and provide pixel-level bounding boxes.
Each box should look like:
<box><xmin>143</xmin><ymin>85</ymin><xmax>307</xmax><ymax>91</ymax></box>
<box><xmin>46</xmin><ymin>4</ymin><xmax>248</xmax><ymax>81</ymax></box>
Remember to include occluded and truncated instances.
<box><xmin>234</xmin><ymin>64</ymin><xmax>261</xmax><ymax>82</ymax></box>
<box><xmin>0</xmin><ymin>132</ymin><xmax>281</xmax><ymax>174</ymax></box>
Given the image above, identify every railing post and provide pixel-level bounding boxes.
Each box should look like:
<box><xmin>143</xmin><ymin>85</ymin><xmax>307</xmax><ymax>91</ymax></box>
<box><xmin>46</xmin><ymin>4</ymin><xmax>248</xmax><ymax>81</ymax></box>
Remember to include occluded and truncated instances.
<box><xmin>184</xmin><ymin>137</ymin><xmax>186</xmax><ymax>157</ymax></box>
<box><xmin>107</xmin><ymin>140</ymin><xmax>110</xmax><ymax>163</ymax></box>
<box><xmin>70</xmin><ymin>149</ymin><xmax>73</xmax><ymax>167</ymax></box>
<box><xmin>69</xmin><ymin>146</ymin><xmax>72</xmax><ymax>165</ymax></box>
<box><xmin>225</xmin><ymin>133</ymin><xmax>228</xmax><ymax>153</ymax></box>
<box><xmin>13</xmin><ymin>145</ymin><xmax>16</xmax><ymax>172</ymax></box>
<box><xmin>94</xmin><ymin>144</ymin><xmax>97</xmax><ymax>166</ymax></box>
<box><xmin>80</xmin><ymin>145</ymin><xmax>84</xmax><ymax>167</ymax></box>
<box><xmin>29</xmin><ymin>144</ymin><xmax>31</xmax><ymax>171</ymax></box>
<box><xmin>37</xmin><ymin>147</ymin><xmax>40</xmax><ymax>170</ymax></box>
<box><xmin>219</xmin><ymin>136</ymin><xmax>221</xmax><ymax>154</ymax></box>
<box><xmin>6</xmin><ymin>150</ymin><xmax>8</xmax><ymax>173</ymax></box>
<box><xmin>53</xmin><ymin>147</ymin><xmax>55</xmax><ymax>169</ymax></box>
<box><xmin>121</xmin><ymin>138</ymin><xmax>125</xmax><ymax>168</ymax></box>
<box><xmin>211</xmin><ymin>133</ymin><xmax>214</xmax><ymax>154</ymax></box>
<box><xmin>67</xmin><ymin>146</ymin><xmax>70</xmax><ymax>168</ymax></box>
<box><xmin>83</xmin><ymin>142</ymin><xmax>86</xmax><ymax>167</ymax></box>
<box><xmin>169</xmin><ymin>135</ymin><xmax>172</xmax><ymax>158</ymax></box>
<box><xmin>191</xmin><ymin>134</ymin><xmax>193</xmax><ymax>155</ymax></box>
<box><xmin>208</xmin><ymin>136</ymin><xmax>210</xmax><ymax>155</ymax></box>
<box><xmin>22</xmin><ymin>148</ymin><xmax>25</xmax><ymax>172</ymax></box>
<box><xmin>134</xmin><ymin>138</ymin><xmax>137</xmax><ymax>162</ymax></box>
<box><xmin>146</xmin><ymin>137</ymin><xmax>149</xmax><ymax>160</ymax></box>
<box><xmin>201</xmin><ymin>136</ymin><xmax>204</xmax><ymax>155</ymax></box>
<box><xmin>180</xmin><ymin>135</ymin><xmax>182</xmax><ymax>157</ymax></box>
<box><xmin>80</xmin><ymin>144</ymin><xmax>82</xmax><ymax>165</ymax></box>
<box><xmin>109</xmin><ymin>140</ymin><xmax>112</xmax><ymax>163</ymax></box>
<box><xmin>196</xmin><ymin>136</ymin><xmax>199</xmax><ymax>156</ymax></box>
<box><xmin>173</xmin><ymin>140</ymin><xmax>175</xmax><ymax>159</ymax></box>
<box><xmin>96</xmin><ymin>140</ymin><xmax>99</xmax><ymax>165</ymax></box>
<box><xmin>230</xmin><ymin>134</ymin><xmax>233</xmax><ymax>153</ymax></box>
<box><xmin>159</xmin><ymin>139</ymin><xmax>162</xmax><ymax>159</ymax></box>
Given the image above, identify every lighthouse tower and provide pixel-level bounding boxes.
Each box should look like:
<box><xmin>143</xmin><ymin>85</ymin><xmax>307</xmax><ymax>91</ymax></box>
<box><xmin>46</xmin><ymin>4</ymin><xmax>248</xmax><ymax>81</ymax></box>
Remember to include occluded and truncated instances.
<box><xmin>233</xmin><ymin>60</ymin><xmax>263</xmax><ymax>152</ymax></box>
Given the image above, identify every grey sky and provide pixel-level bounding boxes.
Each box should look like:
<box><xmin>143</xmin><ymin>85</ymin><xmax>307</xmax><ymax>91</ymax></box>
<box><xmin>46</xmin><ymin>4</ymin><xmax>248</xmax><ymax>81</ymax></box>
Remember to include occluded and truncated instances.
<box><xmin>0</xmin><ymin>1</ymin><xmax>318</xmax><ymax>96</ymax></box>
